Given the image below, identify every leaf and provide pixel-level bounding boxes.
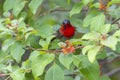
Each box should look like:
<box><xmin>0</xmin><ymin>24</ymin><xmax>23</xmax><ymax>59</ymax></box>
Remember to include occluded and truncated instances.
<box><xmin>100</xmin><ymin>76</ymin><xmax>111</xmax><ymax>80</ymax></box>
<box><xmin>59</xmin><ymin>53</ymin><xmax>73</xmax><ymax>69</ymax></box>
<box><xmin>13</xmin><ymin>0</ymin><xmax>26</xmax><ymax>17</ymax></box>
<box><xmin>101</xmin><ymin>36</ymin><xmax>118</xmax><ymax>50</ymax></box>
<box><xmin>37</xmin><ymin>25</ymin><xmax>53</xmax><ymax>38</ymax></box>
<box><xmin>10</xmin><ymin>41</ymin><xmax>25</xmax><ymax>63</ymax></box>
<box><xmin>82</xmin><ymin>32</ymin><xmax>100</xmax><ymax>41</ymax></box>
<box><xmin>70</xmin><ymin>3</ymin><xmax>84</xmax><ymax>17</ymax></box>
<box><xmin>45</xmin><ymin>63</ymin><xmax>64</xmax><ymax>80</ymax></box>
<box><xmin>82</xmin><ymin>45</ymin><xmax>94</xmax><ymax>55</ymax></box>
<box><xmin>108</xmin><ymin>0</ymin><xmax>120</xmax><ymax>6</ymax></box>
<box><xmin>83</xmin><ymin>10</ymin><xmax>100</xmax><ymax>27</ymax></box>
<box><xmin>65</xmin><ymin>76</ymin><xmax>74</xmax><ymax>80</ymax></box>
<box><xmin>80</xmin><ymin>60</ymin><xmax>100</xmax><ymax>80</ymax></box>
<box><xmin>31</xmin><ymin>54</ymin><xmax>55</xmax><ymax>77</ymax></box>
<box><xmin>73</xmin><ymin>55</ymin><xmax>91</xmax><ymax>68</ymax></box>
<box><xmin>82</xmin><ymin>0</ymin><xmax>90</xmax><ymax>6</ymax></box>
<box><xmin>11</xmin><ymin>69</ymin><xmax>25</xmax><ymax>80</ymax></box>
<box><xmin>39</xmin><ymin>36</ymin><xmax>55</xmax><ymax>50</ymax></box>
<box><xmin>2</xmin><ymin>38</ymin><xmax>15</xmax><ymax>52</ymax></box>
<box><xmin>99</xmin><ymin>24</ymin><xmax>111</xmax><ymax>34</ymax></box>
<box><xmin>113</xmin><ymin>30</ymin><xmax>120</xmax><ymax>37</ymax></box>
<box><xmin>87</xmin><ymin>45</ymin><xmax>101</xmax><ymax>63</ymax></box>
<box><xmin>3</xmin><ymin>0</ymin><xmax>16</xmax><ymax>12</ymax></box>
<box><xmin>90</xmin><ymin>13</ymin><xmax>105</xmax><ymax>31</ymax></box>
<box><xmin>29</xmin><ymin>0</ymin><xmax>43</xmax><ymax>14</ymax></box>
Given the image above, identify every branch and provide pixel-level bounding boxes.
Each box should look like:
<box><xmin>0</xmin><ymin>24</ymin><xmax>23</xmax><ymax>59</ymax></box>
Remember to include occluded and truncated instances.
<box><xmin>111</xmin><ymin>18</ymin><xmax>120</xmax><ymax>24</ymax></box>
<box><xmin>0</xmin><ymin>73</ymin><xmax>9</xmax><ymax>77</ymax></box>
<box><xmin>25</xmin><ymin>45</ymin><xmax>84</xmax><ymax>53</ymax></box>
<box><xmin>49</xmin><ymin>7</ymin><xmax>88</xmax><ymax>13</ymax></box>
<box><xmin>105</xmin><ymin>68</ymin><xmax>120</xmax><ymax>77</ymax></box>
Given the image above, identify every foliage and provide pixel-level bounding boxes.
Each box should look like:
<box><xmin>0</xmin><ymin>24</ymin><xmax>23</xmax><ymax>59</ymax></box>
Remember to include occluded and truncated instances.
<box><xmin>0</xmin><ymin>0</ymin><xmax>120</xmax><ymax>80</ymax></box>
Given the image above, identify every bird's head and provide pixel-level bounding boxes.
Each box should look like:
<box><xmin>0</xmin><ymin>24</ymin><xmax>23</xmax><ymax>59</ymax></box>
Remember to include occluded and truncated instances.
<box><xmin>63</xmin><ymin>19</ymin><xmax>70</xmax><ymax>25</ymax></box>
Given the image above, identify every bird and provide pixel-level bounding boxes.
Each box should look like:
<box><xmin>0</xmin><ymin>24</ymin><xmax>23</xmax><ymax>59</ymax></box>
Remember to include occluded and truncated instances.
<box><xmin>55</xmin><ymin>19</ymin><xmax>75</xmax><ymax>39</ymax></box>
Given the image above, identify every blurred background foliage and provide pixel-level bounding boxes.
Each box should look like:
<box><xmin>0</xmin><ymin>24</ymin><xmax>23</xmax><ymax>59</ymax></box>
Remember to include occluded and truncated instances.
<box><xmin>0</xmin><ymin>0</ymin><xmax>120</xmax><ymax>80</ymax></box>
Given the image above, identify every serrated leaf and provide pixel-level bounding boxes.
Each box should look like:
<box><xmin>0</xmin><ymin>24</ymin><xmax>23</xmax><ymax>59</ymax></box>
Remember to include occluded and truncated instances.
<box><xmin>70</xmin><ymin>3</ymin><xmax>84</xmax><ymax>17</ymax></box>
<box><xmin>90</xmin><ymin>13</ymin><xmax>105</xmax><ymax>31</ymax></box>
<box><xmin>29</xmin><ymin>0</ymin><xmax>43</xmax><ymax>14</ymax></box>
<box><xmin>10</xmin><ymin>41</ymin><xmax>25</xmax><ymax>63</ymax></box>
<box><xmin>11</xmin><ymin>69</ymin><xmax>25</xmax><ymax>80</ymax></box>
<box><xmin>13</xmin><ymin>0</ymin><xmax>26</xmax><ymax>17</ymax></box>
<box><xmin>2</xmin><ymin>38</ymin><xmax>15</xmax><ymax>52</ymax></box>
<box><xmin>45</xmin><ymin>63</ymin><xmax>64</xmax><ymax>80</ymax></box>
<box><xmin>59</xmin><ymin>53</ymin><xmax>73</xmax><ymax>69</ymax></box>
<box><xmin>101</xmin><ymin>36</ymin><xmax>118</xmax><ymax>50</ymax></box>
<box><xmin>31</xmin><ymin>54</ymin><xmax>55</xmax><ymax>77</ymax></box>
<box><xmin>87</xmin><ymin>46</ymin><xmax>101</xmax><ymax>63</ymax></box>
<box><xmin>99</xmin><ymin>24</ymin><xmax>111</xmax><ymax>34</ymax></box>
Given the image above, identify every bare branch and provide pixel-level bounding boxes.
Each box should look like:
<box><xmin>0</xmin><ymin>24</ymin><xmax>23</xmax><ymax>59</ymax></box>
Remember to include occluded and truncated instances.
<box><xmin>105</xmin><ymin>68</ymin><xmax>120</xmax><ymax>77</ymax></box>
<box><xmin>112</xmin><ymin>18</ymin><xmax>120</xmax><ymax>24</ymax></box>
<box><xmin>25</xmin><ymin>45</ymin><xmax>84</xmax><ymax>53</ymax></box>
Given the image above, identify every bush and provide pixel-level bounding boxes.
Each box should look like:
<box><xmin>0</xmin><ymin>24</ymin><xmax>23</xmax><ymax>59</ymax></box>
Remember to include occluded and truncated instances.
<box><xmin>0</xmin><ymin>0</ymin><xmax>120</xmax><ymax>80</ymax></box>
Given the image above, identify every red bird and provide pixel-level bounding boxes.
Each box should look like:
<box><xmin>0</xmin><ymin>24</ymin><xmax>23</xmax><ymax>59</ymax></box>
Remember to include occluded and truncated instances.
<box><xmin>57</xmin><ymin>19</ymin><xmax>75</xmax><ymax>38</ymax></box>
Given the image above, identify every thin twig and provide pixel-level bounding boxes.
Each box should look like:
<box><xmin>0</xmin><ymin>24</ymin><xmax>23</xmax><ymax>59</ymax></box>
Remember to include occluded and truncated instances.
<box><xmin>105</xmin><ymin>68</ymin><xmax>120</xmax><ymax>76</ymax></box>
<box><xmin>25</xmin><ymin>45</ymin><xmax>84</xmax><ymax>53</ymax></box>
<box><xmin>0</xmin><ymin>73</ymin><xmax>9</xmax><ymax>77</ymax></box>
<box><xmin>111</xmin><ymin>18</ymin><xmax>120</xmax><ymax>24</ymax></box>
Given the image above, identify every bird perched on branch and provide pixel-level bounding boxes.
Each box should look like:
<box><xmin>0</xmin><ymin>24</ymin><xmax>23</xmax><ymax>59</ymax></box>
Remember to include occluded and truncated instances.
<box><xmin>55</xmin><ymin>19</ymin><xmax>75</xmax><ymax>40</ymax></box>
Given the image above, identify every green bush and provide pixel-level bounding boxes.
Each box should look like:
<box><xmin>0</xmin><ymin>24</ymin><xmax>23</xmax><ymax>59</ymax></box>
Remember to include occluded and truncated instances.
<box><xmin>0</xmin><ymin>0</ymin><xmax>120</xmax><ymax>80</ymax></box>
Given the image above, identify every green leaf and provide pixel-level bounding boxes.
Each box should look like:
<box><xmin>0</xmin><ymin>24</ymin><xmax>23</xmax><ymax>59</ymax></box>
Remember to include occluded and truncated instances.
<box><xmin>100</xmin><ymin>76</ymin><xmax>111</xmax><ymax>80</ymax></box>
<box><xmin>11</xmin><ymin>69</ymin><xmax>25</xmax><ymax>80</ymax></box>
<box><xmin>73</xmin><ymin>55</ymin><xmax>91</xmax><ymax>68</ymax></box>
<box><xmin>45</xmin><ymin>63</ymin><xmax>64</xmax><ymax>80</ymax></box>
<box><xmin>67</xmin><ymin>0</ymin><xmax>71</xmax><ymax>5</ymax></box>
<box><xmin>101</xmin><ymin>36</ymin><xmax>118</xmax><ymax>50</ymax></box>
<box><xmin>83</xmin><ymin>10</ymin><xmax>100</xmax><ymax>27</ymax></box>
<box><xmin>31</xmin><ymin>54</ymin><xmax>55</xmax><ymax>77</ymax></box>
<box><xmin>13</xmin><ymin>0</ymin><xmax>26</xmax><ymax>17</ymax></box>
<box><xmin>108</xmin><ymin>0</ymin><xmax>120</xmax><ymax>6</ymax></box>
<box><xmin>113</xmin><ymin>30</ymin><xmax>120</xmax><ymax>37</ymax></box>
<box><xmin>82</xmin><ymin>32</ymin><xmax>100</xmax><ymax>41</ymax></box>
<box><xmin>70</xmin><ymin>3</ymin><xmax>84</xmax><ymax>17</ymax></box>
<box><xmin>82</xmin><ymin>45</ymin><xmax>94</xmax><ymax>55</ymax></box>
<box><xmin>10</xmin><ymin>41</ymin><xmax>25</xmax><ymax>63</ymax></box>
<box><xmin>99</xmin><ymin>24</ymin><xmax>111</xmax><ymax>34</ymax></box>
<box><xmin>29</xmin><ymin>0</ymin><xmax>43</xmax><ymax>14</ymax></box>
<box><xmin>3</xmin><ymin>0</ymin><xmax>16</xmax><ymax>12</ymax></box>
<box><xmin>65</xmin><ymin>76</ymin><xmax>74</xmax><ymax>80</ymax></box>
<box><xmin>37</xmin><ymin>25</ymin><xmax>53</xmax><ymax>38</ymax></box>
<box><xmin>115</xmin><ymin>42</ymin><xmax>120</xmax><ymax>54</ymax></box>
<box><xmin>87</xmin><ymin>45</ymin><xmax>101</xmax><ymax>63</ymax></box>
<box><xmin>90</xmin><ymin>13</ymin><xmax>105</xmax><ymax>31</ymax></box>
<box><xmin>2</xmin><ymin>38</ymin><xmax>15</xmax><ymax>52</ymax></box>
<box><xmin>59</xmin><ymin>53</ymin><xmax>73</xmax><ymax>69</ymax></box>
<box><xmin>82</xmin><ymin>0</ymin><xmax>90</xmax><ymax>6</ymax></box>
<box><xmin>80</xmin><ymin>60</ymin><xmax>100</xmax><ymax>80</ymax></box>
<box><xmin>39</xmin><ymin>36</ymin><xmax>55</xmax><ymax>50</ymax></box>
